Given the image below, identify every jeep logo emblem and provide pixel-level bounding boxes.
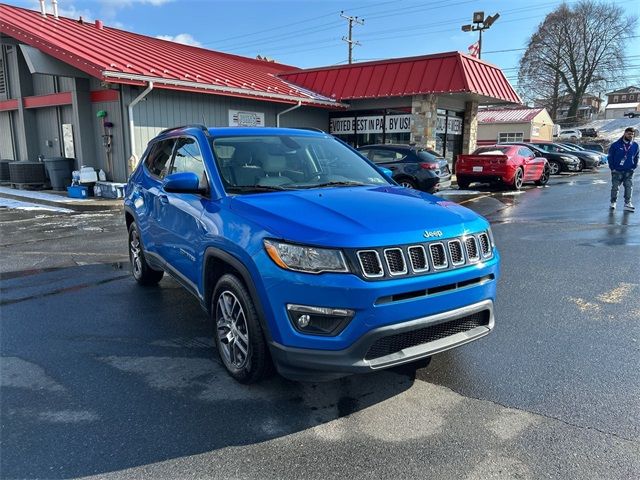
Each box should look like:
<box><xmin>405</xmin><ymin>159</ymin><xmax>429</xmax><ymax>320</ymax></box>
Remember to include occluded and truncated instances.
<box><xmin>423</xmin><ymin>230</ymin><xmax>443</xmax><ymax>238</ymax></box>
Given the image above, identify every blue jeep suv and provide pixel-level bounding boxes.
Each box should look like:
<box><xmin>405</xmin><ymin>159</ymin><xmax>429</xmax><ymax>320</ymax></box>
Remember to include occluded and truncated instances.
<box><xmin>124</xmin><ymin>125</ymin><xmax>499</xmax><ymax>383</ymax></box>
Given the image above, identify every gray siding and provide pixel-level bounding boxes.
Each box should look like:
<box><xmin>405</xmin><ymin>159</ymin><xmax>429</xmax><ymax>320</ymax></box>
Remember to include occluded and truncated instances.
<box><xmin>59</xmin><ymin>77</ymin><xmax>75</xmax><ymax>92</ymax></box>
<box><xmin>124</xmin><ymin>86</ymin><xmax>331</xmax><ymax>160</ymax></box>
<box><xmin>91</xmin><ymin>98</ymin><xmax>127</xmax><ymax>180</ymax></box>
<box><xmin>0</xmin><ymin>111</ymin><xmax>15</xmax><ymax>159</ymax></box>
<box><xmin>32</xmin><ymin>74</ymin><xmax>55</xmax><ymax>95</ymax></box>
<box><xmin>6</xmin><ymin>45</ymin><xmax>21</xmax><ymax>99</ymax></box>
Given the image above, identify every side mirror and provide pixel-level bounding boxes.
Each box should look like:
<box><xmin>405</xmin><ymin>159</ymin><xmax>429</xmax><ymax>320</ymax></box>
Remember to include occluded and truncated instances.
<box><xmin>163</xmin><ymin>172</ymin><xmax>205</xmax><ymax>194</ymax></box>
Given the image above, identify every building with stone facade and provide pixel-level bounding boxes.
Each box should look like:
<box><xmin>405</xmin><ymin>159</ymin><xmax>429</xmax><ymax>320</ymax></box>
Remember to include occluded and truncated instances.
<box><xmin>1</xmin><ymin>3</ymin><xmax>519</xmax><ymax>182</ymax></box>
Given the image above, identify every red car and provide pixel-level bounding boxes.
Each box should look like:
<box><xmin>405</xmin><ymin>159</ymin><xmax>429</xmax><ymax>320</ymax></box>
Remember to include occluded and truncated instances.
<box><xmin>456</xmin><ymin>145</ymin><xmax>550</xmax><ymax>190</ymax></box>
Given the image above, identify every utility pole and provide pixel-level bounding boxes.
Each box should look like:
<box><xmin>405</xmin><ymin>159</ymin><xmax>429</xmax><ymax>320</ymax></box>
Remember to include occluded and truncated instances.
<box><xmin>340</xmin><ymin>11</ymin><xmax>364</xmax><ymax>64</ymax></box>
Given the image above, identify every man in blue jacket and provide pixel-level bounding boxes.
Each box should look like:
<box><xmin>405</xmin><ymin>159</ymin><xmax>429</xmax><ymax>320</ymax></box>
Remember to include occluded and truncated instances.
<box><xmin>608</xmin><ymin>127</ymin><xmax>639</xmax><ymax>212</ymax></box>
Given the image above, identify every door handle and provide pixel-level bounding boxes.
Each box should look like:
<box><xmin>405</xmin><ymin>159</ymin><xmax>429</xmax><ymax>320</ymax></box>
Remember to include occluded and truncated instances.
<box><xmin>158</xmin><ymin>194</ymin><xmax>169</xmax><ymax>205</ymax></box>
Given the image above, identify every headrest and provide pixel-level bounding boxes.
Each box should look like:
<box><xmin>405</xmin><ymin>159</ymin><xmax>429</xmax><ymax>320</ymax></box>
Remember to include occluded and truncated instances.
<box><xmin>263</xmin><ymin>154</ymin><xmax>287</xmax><ymax>173</ymax></box>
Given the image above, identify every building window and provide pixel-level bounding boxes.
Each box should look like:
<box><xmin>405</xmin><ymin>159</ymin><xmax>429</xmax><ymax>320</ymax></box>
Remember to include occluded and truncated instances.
<box><xmin>630</xmin><ymin>94</ymin><xmax>636</xmax><ymax>102</ymax></box>
<box><xmin>614</xmin><ymin>95</ymin><xmax>619</xmax><ymax>102</ymax></box>
<box><xmin>622</xmin><ymin>95</ymin><xmax>627</xmax><ymax>101</ymax></box>
<box><xmin>498</xmin><ymin>132</ymin><xmax>524</xmax><ymax>143</ymax></box>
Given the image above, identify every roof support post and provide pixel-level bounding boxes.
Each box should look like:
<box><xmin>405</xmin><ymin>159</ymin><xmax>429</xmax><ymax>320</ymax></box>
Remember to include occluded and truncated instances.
<box><xmin>276</xmin><ymin>101</ymin><xmax>302</xmax><ymax>127</ymax></box>
<box><xmin>127</xmin><ymin>81</ymin><xmax>153</xmax><ymax>174</ymax></box>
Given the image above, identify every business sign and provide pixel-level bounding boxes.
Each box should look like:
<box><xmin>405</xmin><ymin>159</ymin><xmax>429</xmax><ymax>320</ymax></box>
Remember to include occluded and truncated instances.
<box><xmin>229</xmin><ymin>110</ymin><xmax>265</xmax><ymax>127</ymax></box>
<box><xmin>436</xmin><ymin>115</ymin><xmax>463</xmax><ymax>135</ymax></box>
<box><xmin>329</xmin><ymin>114</ymin><xmax>412</xmax><ymax>134</ymax></box>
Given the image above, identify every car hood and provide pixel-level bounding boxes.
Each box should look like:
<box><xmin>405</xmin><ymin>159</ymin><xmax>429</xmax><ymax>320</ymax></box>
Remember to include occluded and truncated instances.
<box><xmin>229</xmin><ymin>185</ymin><xmax>488</xmax><ymax>247</ymax></box>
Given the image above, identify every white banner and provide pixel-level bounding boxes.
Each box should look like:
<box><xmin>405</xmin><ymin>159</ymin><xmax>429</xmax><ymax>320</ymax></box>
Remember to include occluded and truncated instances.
<box><xmin>330</xmin><ymin>114</ymin><xmax>412</xmax><ymax>134</ymax></box>
<box><xmin>229</xmin><ymin>110</ymin><xmax>265</xmax><ymax>127</ymax></box>
<box><xmin>436</xmin><ymin>115</ymin><xmax>463</xmax><ymax>135</ymax></box>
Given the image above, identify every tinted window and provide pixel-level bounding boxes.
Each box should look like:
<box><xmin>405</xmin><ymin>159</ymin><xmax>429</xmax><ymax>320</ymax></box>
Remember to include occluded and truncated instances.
<box><xmin>145</xmin><ymin>139</ymin><xmax>175</xmax><ymax>178</ymax></box>
<box><xmin>473</xmin><ymin>146</ymin><xmax>510</xmax><ymax>155</ymax></box>
<box><xmin>416</xmin><ymin>150</ymin><xmax>440</xmax><ymax>162</ymax></box>
<box><xmin>370</xmin><ymin>149</ymin><xmax>405</xmax><ymax>163</ymax></box>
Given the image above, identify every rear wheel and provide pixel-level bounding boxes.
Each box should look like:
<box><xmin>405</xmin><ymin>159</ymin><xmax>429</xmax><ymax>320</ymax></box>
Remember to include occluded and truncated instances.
<box><xmin>513</xmin><ymin>168</ymin><xmax>524</xmax><ymax>190</ymax></box>
<box><xmin>128</xmin><ymin>223</ymin><xmax>164</xmax><ymax>286</ymax></box>
<box><xmin>548</xmin><ymin>160</ymin><xmax>561</xmax><ymax>175</ymax></box>
<box><xmin>213</xmin><ymin>274</ymin><xmax>271</xmax><ymax>384</ymax></box>
<box><xmin>398</xmin><ymin>178</ymin><xmax>417</xmax><ymax>189</ymax></box>
<box><xmin>579</xmin><ymin>160</ymin><xmax>585</xmax><ymax>171</ymax></box>
<box><xmin>535</xmin><ymin>164</ymin><xmax>550</xmax><ymax>186</ymax></box>
<box><xmin>457</xmin><ymin>176</ymin><xmax>471</xmax><ymax>189</ymax></box>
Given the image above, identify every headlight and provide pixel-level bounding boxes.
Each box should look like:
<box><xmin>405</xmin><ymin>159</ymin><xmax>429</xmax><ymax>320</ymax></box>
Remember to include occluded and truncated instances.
<box><xmin>264</xmin><ymin>239</ymin><xmax>349</xmax><ymax>274</ymax></box>
<box><xmin>561</xmin><ymin>156</ymin><xmax>576</xmax><ymax>162</ymax></box>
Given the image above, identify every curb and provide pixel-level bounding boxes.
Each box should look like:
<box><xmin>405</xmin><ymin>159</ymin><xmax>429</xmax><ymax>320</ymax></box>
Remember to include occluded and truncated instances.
<box><xmin>0</xmin><ymin>191</ymin><xmax>124</xmax><ymax>212</ymax></box>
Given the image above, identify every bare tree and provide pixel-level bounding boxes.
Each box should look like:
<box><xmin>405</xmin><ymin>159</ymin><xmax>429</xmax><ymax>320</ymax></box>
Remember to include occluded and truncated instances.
<box><xmin>518</xmin><ymin>1</ymin><xmax>636</xmax><ymax>122</ymax></box>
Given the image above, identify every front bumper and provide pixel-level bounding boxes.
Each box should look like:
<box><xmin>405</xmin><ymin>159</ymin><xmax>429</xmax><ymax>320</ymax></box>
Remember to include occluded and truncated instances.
<box><xmin>270</xmin><ymin>299</ymin><xmax>494</xmax><ymax>381</ymax></box>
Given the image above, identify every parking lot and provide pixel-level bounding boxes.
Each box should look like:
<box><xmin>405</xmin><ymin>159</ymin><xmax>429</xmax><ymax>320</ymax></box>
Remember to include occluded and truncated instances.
<box><xmin>1</xmin><ymin>169</ymin><xmax>639</xmax><ymax>479</ymax></box>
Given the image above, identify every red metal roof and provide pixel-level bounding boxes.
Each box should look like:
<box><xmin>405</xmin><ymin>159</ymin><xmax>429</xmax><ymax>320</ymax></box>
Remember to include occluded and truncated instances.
<box><xmin>477</xmin><ymin>108</ymin><xmax>544</xmax><ymax>124</ymax></box>
<box><xmin>0</xmin><ymin>3</ymin><xmax>342</xmax><ymax>107</ymax></box>
<box><xmin>278</xmin><ymin>52</ymin><xmax>521</xmax><ymax>104</ymax></box>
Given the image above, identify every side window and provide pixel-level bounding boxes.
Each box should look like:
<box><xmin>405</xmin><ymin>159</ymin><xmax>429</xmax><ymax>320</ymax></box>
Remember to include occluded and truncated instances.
<box><xmin>145</xmin><ymin>139</ymin><xmax>175</xmax><ymax>179</ymax></box>
<box><xmin>519</xmin><ymin>147</ymin><xmax>533</xmax><ymax>157</ymax></box>
<box><xmin>371</xmin><ymin>149</ymin><xmax>404</xmax><ymax>163</ymax></box>
<box><xmin>171</xmin><ymin>137</ymin><xmax>208</xmax><ymax>189</ymax></box>
<box><xmin>358</xmin><ymin>149</ymin><xmax>372</xmax><ymax>159</ymax></box>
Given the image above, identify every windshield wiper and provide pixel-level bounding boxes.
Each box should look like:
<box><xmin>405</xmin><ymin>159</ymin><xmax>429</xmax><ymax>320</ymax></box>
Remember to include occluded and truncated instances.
<box><xmin>226</xmin><ymin>185</ymin><xmax>293</xmax><ymax>193</ymax></box>
<box><xmin>307</xmin><ymin>181</ymin><xmax>369</xmax><ymax>189</ymax></box>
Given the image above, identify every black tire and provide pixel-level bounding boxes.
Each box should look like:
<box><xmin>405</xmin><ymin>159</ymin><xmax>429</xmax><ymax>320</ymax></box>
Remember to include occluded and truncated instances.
<box><xmin>579</xmin><ymin>160</ymin><xmax>585</xmax><ymax>171</ymax></box>
<box><xmin>128</xmin><ymin>223</ymin><xmax>164</xmax><ymax>285</ymax></box>
<box><xmin>513</xmin><ymin>168</ymin><xmax>524</xmax><ymax>190</ymax></box>
<box><xmin>548</xmin><ymin>160</ymin><xmax>561</xmax><ymax>175</ymax></box>
<box><xmin>212</xmin><ymin>274</ymin><xmax>271</xmax><ymax>384</ymax></box>
<box><xmin>535</xmin><ymin>164</ymin><xmax>550</xmax><ymax>186</ymax></box>
<box><xmin>457</xmin><ymin>176</ymin><xmax>471</xmax><ymax>189</ymax></box>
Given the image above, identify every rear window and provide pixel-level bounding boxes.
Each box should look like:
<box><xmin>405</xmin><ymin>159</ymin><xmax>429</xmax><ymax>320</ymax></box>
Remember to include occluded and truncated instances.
<box><xmin>416</xmin><ymin>149</ymin><xmax>442</xmax><ymax>162</ymax></box>
<box><xmin>473</xmin><ymin>147</ymin><xmax>509</xmax><ymax>155</ymax></box>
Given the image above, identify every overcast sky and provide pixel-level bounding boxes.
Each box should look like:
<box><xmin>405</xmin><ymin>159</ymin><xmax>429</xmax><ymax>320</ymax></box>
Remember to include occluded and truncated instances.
<box><xmin>10</xmin><ymin>0</ymin><xmax>640</xmax><ymax>89</ymax></box>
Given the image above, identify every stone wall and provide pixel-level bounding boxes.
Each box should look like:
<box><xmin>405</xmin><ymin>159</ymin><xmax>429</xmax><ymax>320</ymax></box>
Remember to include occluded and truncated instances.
<box><xmin>411</xmin><ymin>94</ymin><xmax>438</xmax><ymax>148</ymax></box>
<box><xmin>462</xmin><ymin>100</ymin><xmax>479</xmax><ymax>154</ymax></box>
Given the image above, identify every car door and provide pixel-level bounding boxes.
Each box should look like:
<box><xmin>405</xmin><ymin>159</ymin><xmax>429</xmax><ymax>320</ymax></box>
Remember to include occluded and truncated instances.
<box><xmin>154</xmin><ymin>135</ymin><xmax>209</xmax><ymax>288</ymax></box>
<box><xmin>519</xmin><ymin>147</ymin><xmax>542</xmax><ymax>181</ymax></box>
<box><xmin>138</xmin><ymin>138</ymin><xmax>176</xmax><ymax>256</ymax></box>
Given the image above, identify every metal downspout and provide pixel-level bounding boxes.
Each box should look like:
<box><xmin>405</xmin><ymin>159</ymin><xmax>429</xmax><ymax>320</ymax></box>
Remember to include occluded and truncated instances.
<box><xmin>127</xmin><ymin>81</ymin><xmax>153</xmax><ymax>174</ymax></box>
<box><xmin>276</xmin><ymin>101</ymin><xmax>302</xmax><ymax>127</ymax></box>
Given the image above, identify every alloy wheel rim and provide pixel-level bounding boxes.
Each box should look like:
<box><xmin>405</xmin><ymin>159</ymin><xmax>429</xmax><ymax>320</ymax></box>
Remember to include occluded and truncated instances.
<box><xmin>130</xmin><ymin>231</ymin><xmax>142</xmax><ymax>278</ymax></box>
<box><xmin>515</xmin><ymin>170</ymin><xmax>523</xmax><ymax>189</ymax></box>
<box><xmin>400</xmin><ymin>181</ymin><xmax>414</xmax><ymax>188</ymax></box>
<box><xmin>549</xmin><ymin>162</ymin><xmax>560</xmax><ymax>175</ymax></box>
<box><xmin>216</xmin><ymin>291</ymin><xmax>250</xmax><ymax>369</ymax></box>
<box><xmin>541</xmin><ymin>166</ymin><xmax>550</xmax><ymax>183</ymax></box>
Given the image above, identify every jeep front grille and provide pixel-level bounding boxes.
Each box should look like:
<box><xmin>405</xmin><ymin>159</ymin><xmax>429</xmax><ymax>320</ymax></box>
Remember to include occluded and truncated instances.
<box><xmin>384</xmin><ymin>248</ymin><xmax>407</xmax><ymax>275</ymax></box>
<box><xmin>354</xmin><ymin>231</ymin><xmax>493</xmax><ymax>279</ymax></box>
<box><xmin>429</xmin><ymin>243</ymin><xmax>448</xmax><ymax>269</ymax></box>
<box><xmin>357</xmin><ymin>250</ymin><xmax>384</xmax><ymax>278</ymax></box>
<box><xmin>465</xmin><ymin>236</ymin><xmax>480</xmax><ymax>262</ymax></box>
<box><xmin>408</xmin><ymin>246</ymin><xmax>428</xmax><ymax>272</ymax></box>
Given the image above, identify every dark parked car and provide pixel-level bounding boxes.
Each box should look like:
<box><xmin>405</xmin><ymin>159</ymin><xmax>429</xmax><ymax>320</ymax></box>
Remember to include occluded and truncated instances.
<box><xmin>556</xmin><ymin>143</ymin><xmax>604</xmax><ymax>168</ymax></box>
<box><xmin>528</xmin><ymin>142</ymin><xmax>600</xmax><ymax>170</ymax></box>
<box><xmin>562</xmin><ymin>142</ymin><xmax>608</xmax><ymax>165</ymax></box>
<box><xmin>579</xmin><ymin>128</ymin><xmax>598</xmax><ymax>137</ymax></box>
<box><xmin>623</xmin><ymin>112</ymin><xmax>640</xmax><ymax>118</ymax></box>
<box><xmin>500</xmin><ymin>142</ymin><xmax>581</xmax><ymax>175</ymax></box>
<box><xmin>580</xmin><ymin>143</ymin><xmax>605</xmax><ymax>153</ymax></box>
<box><xmin>357</xmin><ymin>144</ymin><xmax>452</xmax><ymax>193</ymax></box>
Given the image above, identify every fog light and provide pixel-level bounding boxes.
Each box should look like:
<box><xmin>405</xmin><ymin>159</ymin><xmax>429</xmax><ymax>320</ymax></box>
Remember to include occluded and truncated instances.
<box><xmin>286</xmin><ymin>304</ymin><xmax>355</xmax><ymax>336</ymax></box>
<box><xmin>297</xmin><ymin>314</ymin><xmax>311</xmax><ymax>328</ymax></box>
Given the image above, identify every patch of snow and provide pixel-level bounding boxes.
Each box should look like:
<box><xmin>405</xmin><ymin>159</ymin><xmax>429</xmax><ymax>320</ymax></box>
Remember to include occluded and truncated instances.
<box><xmin>0</xmin><ymin>197</ymin><xmax>73</xmax><ymax>213</ymax></box>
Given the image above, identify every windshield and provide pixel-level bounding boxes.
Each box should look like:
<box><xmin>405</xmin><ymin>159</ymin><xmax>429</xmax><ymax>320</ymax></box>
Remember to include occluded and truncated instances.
<box><xmin>210</xmin><ymin>135</ymin><xmax>389</xmax><ymax>194</ymax></box>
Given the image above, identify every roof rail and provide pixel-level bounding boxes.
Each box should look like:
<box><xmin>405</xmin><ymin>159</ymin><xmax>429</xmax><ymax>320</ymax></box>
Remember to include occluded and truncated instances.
<box><xmin>159</xmin><ymin>124</ymin><xmax>210</xmax><ymax>136</ymax></box>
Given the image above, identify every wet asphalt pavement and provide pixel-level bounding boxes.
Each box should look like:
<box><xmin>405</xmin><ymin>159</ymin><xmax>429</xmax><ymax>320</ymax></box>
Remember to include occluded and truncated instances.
<box><xmin>0</xmin><ymin>169</ymin><xmax>638</xmax><ymax>479</ymax></box>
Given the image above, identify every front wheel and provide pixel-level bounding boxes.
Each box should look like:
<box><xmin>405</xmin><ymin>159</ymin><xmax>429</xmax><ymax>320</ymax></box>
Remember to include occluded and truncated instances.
<box><xmin>398</xmin><ymin>178</ymin><xmax>417</xmax><ymax>189</ymax></box>
<box><xmin>548</xmin><ymin>160</ymin><xmax>561</xmax><ymax>175</ymax></box>
<box><xmin>535</xmin><ymin>164</ymin><xmax>550</xmax><ymax>186</ymax></box>
<box><xmin>128</xmin><ymin>223</ymin><xmax>164</xmax><ymax>285</ymax></box>
<box><xmin>513</xmin><ymin>168</ymin><xmax>524</xmax><ymax>190</ymax></box>
<box><xmin>213</xmin><ymin>274</ymin><xmax>271</xmax><ymax>384</ymax></box>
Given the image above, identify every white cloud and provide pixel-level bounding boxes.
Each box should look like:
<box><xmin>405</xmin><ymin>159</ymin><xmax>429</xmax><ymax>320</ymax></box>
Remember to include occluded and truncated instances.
<box><xmin>99</xmin><ymin>0</ymin><xmax>174</xmax><ymax>19</ymax></box>
<box><xmin>156</xmin><ymin>33</ymin><xmax>201</xmax><ymax>47</ymax></box>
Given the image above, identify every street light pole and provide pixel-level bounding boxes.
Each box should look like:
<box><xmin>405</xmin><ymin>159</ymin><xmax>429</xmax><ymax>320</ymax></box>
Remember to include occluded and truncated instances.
<box><xmin>461</xmin><ymin>11</ymin><xmax>500</xmax><ymax>60</ymax></box>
